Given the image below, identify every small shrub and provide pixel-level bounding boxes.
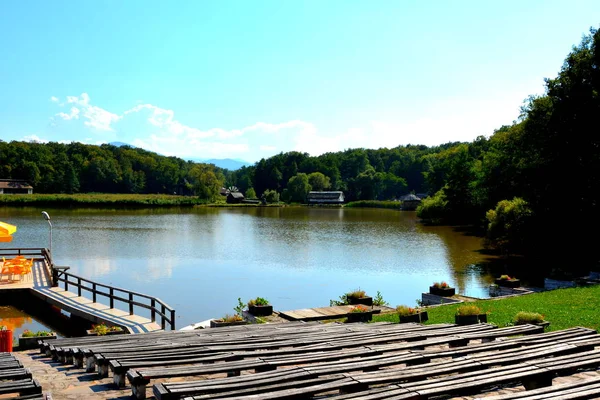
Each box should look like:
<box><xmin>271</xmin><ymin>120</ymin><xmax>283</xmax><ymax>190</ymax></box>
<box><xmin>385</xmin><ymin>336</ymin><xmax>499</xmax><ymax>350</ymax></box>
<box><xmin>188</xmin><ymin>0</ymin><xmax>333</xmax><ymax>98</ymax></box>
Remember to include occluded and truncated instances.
<box><xmin>21</xmin><ymin>330</ymin><xmax>53</xmax><ymax>337</ymax></box>
<box><xmin>248</xmin><ymin>297</ymin><xmax>270</xmax><ymax>306</ymax></box>
<box><xmin>396</xmin><ymin>305</ymin><xmax>419</xmax><ymax>316</ymax></box>
<box><xmin>350</xmin><ymin>305</ymin><xmax>369</xmax><ymax>313</ymax></box>
<box><xmin>91</xmin><ymin>324</ymin><xmax>123</xmax><ymax>335</ymax></box>
<box><xmin>373</xmin><ymin>291</ymin><xmax>389</xmax><ymax>307</ymax></box>
<box><xmin>218</xmin><ymin>314</ymin><xmax>244</xmax><ymax>323</ymax></box>
<box><xmin>456</xmin><ymin>304</ymin><xmax>483</xmax><ymax>316</ymax></box>
<box><xmin>514</xmin><ymin>311</ymin><xmax>545</xmax><ymax>324</ymax></box>
<box><xmin>347</xmin><ymin>289</ymin><xmax>367</xmax><ymax>299</ymax></box>
<box><xmin>499</xmin><ymin>275</ymin><xmax>512</xmax><ymax>280</ymax></box>
<box><xmin>433</xmin><ymin>281</ymin><xmax>449</xmax><ymax>288</ymax></box>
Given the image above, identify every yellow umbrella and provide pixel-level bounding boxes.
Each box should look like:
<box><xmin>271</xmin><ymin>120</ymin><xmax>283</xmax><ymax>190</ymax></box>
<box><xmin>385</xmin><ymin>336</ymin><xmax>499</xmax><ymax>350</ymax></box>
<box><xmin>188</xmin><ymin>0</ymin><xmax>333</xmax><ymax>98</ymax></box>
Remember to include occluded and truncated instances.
<box><xmin>0</xmin><ymin>221</ymin><xmax>17</xmax><ymax>243</ymax></box>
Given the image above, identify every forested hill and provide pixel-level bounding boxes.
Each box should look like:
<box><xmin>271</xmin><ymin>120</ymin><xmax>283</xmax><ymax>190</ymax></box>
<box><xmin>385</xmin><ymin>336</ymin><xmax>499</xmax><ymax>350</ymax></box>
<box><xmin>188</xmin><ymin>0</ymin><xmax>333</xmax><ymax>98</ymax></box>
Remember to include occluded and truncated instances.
<box><xmin>0</xmin><ymin>141</ymin><xmax>227</xmax><ymax>199</ymax></box>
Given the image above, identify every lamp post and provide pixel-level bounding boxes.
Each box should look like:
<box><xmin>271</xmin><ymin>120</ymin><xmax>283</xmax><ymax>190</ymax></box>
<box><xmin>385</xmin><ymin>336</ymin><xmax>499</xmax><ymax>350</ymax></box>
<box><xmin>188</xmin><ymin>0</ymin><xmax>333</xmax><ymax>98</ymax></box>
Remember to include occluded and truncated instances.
<box><xmin>41</xmin><ymin>211</ymin><xmax>52</xmax><ymax>256</ymax></box>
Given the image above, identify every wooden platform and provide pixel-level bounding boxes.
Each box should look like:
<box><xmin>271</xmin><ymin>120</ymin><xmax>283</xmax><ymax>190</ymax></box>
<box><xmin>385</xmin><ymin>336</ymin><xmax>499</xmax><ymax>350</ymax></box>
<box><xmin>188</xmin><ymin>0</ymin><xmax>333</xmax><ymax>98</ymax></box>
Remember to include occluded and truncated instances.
<box><xmin>279</xmin><ymin>305</ymin><xmax>395</xmax><ymax>321</ymax></box>
<box><xmin>1</xmin><ymin>251</ymin><xmax>162</xmax><ymax>334</ymax></box>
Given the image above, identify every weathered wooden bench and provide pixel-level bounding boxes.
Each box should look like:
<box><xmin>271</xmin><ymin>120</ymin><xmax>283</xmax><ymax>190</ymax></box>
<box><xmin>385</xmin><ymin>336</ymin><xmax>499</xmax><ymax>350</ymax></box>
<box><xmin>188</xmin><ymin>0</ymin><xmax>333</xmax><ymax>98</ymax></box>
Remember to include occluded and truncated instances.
<box><xmin>473</xmin><ymin>375</ymin><xmax>600</xmax><ymax>399</ymax></box>
<box><xmin>0</xmin><ymin>367</ymin><xmax>33</xmax><ymax>381</ymax></box>
<box><xmin>166</xmin><ymin>374</ymin><xmax>358</xmax><ymax>400</ymax></box>
<box><xmin>0</xmin><ymin>379</ymin><xmax>43</xmax><ymax>397</ymax></box>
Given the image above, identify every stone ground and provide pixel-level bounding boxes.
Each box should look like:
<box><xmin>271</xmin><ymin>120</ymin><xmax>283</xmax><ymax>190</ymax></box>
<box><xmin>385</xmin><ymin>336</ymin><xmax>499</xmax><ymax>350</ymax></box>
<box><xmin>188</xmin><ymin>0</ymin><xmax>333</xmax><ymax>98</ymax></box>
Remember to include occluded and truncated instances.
<box><xmin>10</xmin><ymin>346</ymin><xmax>600</xmax><ymax>400</ymax></box>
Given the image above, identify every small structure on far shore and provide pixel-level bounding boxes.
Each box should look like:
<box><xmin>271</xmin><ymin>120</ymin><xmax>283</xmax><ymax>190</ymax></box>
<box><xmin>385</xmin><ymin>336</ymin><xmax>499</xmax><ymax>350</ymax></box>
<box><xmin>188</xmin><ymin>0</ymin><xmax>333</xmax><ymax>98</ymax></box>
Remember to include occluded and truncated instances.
<box><xmin>227</xmin><ymin>192</ymin><xmax>245</xmax><ymax>204</ymax></box>
<box><xmin>0</xmin><ymin>179</ymin><xmax>33</xmax><ymax>195</ymax></box>
<box><xmin>399</xmin><ymin>193</ymin><xmax>422</xmax><ymax>210</ymax></box>
<box><xmin>307</xmin><ymin>191</ymin><xmax>345</xmax><ymax>205</ymax></box>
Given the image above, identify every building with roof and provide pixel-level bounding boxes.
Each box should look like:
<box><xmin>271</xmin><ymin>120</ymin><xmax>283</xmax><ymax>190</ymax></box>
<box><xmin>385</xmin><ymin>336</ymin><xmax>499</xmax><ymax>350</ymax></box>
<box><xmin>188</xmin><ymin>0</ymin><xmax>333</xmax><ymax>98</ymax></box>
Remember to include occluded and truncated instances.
<box><xmin>399</xmin><ymin>193</ymin><xmax>421</xmax><ymax>210</ymax></box>
<box><xmin>307</xmin><ymin>191</ymin><xmax>345</xmax><ymax>205</ymax></box>
<box><xmin>226</xmin><ymin>192</ymin><xmax>245</xmax><ymax>204</ymax></box>
<box><xmin>0</xmin><ymin>179</ymin><xmax>33</xmax><ymax>195</ymax></box>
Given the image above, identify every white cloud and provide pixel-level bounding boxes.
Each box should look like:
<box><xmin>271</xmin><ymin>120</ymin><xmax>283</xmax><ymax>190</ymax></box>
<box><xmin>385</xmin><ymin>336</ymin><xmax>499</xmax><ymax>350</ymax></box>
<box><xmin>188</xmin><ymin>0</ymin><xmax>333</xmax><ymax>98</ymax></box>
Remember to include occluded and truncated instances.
<box><xmin>56</xmin><ymin>107</ymin><xmax>80</xmax><ymax>121</ymax></box>
<box><xmin>23</xmin><ymin>134</ymin><xmax>49</xmax><ymax>143</ymax></box>
<box><xmin>49</xmin><ymin>96</ymin><xmax>59</xmax><ymax>103</ymax></box>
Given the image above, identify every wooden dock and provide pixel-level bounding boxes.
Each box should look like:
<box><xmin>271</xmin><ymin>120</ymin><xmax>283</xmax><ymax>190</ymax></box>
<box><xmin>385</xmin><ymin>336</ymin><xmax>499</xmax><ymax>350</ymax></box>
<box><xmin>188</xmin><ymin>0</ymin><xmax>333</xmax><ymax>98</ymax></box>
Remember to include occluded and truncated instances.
<box><xmin>279</xmin><ymin>305</ymin><xmax>395</xmax><ymax>321</ymax></box>
<box><xmin>1</xmin><ymin>248</ymin><xmax>174</xmax><ymax>334</ymax></box>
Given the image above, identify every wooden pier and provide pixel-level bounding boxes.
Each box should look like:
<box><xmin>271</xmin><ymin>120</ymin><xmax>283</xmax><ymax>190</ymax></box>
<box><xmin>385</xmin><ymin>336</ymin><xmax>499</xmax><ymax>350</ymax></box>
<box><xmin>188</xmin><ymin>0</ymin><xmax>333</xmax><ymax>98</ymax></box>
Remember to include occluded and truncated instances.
<box><xmin>0</xmin><ymin>248</ymin><xmax>175</xmax><ymax>334</ymax></box>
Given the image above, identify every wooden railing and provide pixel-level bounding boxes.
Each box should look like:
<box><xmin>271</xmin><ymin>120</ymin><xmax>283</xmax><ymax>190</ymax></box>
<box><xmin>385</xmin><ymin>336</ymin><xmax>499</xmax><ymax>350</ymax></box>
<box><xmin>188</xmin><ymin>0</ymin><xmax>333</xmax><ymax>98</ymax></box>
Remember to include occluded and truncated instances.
<box><xmin>0</xmin><ymin>247</ymin><xmax>52</xmax><ymax>272</ymax></box>
<box><xmin>52</xmin><ymin>268</ymin><xmax>176</xmax><ymax>330</ymax></box>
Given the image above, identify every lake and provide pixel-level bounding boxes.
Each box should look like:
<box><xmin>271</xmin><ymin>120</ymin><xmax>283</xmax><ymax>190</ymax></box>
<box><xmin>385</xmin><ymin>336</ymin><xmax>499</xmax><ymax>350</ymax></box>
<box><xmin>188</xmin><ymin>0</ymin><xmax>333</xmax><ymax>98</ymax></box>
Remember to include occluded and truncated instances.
<box><xmin>0</xmin><ymin>206</ymin><xmax>497</xmax><ymax>329</ymax></box>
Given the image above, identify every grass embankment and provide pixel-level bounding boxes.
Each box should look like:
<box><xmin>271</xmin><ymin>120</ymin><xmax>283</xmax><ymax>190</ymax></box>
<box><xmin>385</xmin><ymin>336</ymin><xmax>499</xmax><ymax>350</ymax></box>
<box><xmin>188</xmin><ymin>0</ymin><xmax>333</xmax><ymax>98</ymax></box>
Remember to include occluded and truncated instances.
<box><xmin>344</xmin><ymin>200</ymin><xmax>400</xmax><ymax>209</ymax></box>
<box><xmin>372</xmin><ymin>285</ymin><xmax>600</xmax><ymax>332</ymax></box>
<box><xmin>0</xmin><ymin>193</ymin><xmax>205</xmax><ymax>207</ymax></box>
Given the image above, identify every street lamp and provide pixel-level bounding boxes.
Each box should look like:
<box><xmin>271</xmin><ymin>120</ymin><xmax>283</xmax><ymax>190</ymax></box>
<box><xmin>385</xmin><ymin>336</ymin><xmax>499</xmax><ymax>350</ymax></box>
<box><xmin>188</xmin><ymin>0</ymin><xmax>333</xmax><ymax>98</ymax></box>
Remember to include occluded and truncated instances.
<box><xmin>41</xmin><ymin>211</ymin><xmax>52</xmax><ymax>256</ymax></box>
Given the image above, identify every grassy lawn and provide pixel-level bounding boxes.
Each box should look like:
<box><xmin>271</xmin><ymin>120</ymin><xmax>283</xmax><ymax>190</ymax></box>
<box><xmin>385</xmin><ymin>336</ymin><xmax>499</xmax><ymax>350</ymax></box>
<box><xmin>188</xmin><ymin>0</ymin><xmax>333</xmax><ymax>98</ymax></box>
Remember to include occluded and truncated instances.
<box><xmin>372</xmin><ymin>285</ymin><xmax>600</xmax><ymax>332</ymax></box>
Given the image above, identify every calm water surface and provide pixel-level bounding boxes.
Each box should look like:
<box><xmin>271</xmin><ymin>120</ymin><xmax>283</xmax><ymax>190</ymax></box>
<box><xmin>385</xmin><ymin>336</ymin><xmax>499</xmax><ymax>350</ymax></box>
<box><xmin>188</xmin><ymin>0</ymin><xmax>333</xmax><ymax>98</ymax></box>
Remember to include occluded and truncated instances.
<box><xmin>0</xmin><ymin>207</ymin><xmax>497</xmax><ymax>328</ymax></box>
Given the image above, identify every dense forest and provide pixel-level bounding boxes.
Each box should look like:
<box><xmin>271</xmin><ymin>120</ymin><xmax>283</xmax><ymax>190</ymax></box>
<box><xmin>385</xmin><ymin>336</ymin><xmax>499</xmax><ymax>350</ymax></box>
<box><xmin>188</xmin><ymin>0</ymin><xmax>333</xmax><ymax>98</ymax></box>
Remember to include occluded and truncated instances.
<box><xmin>1</xmin><ymin>28</ymin><xmax>598</xmax><ymax>271</ymax></box>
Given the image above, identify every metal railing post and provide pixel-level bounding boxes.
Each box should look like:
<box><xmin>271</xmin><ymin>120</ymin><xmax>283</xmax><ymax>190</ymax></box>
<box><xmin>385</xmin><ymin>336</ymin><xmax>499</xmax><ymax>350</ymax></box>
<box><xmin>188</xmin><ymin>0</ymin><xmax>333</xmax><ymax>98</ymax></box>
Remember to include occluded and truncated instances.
<box><xmin>129</xmin><ymin>293</ymin><xmax>134</xmax><ymax>315</ymax></box>
<box><xmin>151</xmin><ymin>299</ymin><xmax>156</xmax><ymax>322</ymax></box>
<box><xmin>110</xmin><ymin>288</ymin><xmax>114</xmax><ymax>309</ymax></box>
<box><xmin>77</xmin><ymin>277</ymin><xmax>82</xmax><ymax>296</ymax></box>
<box><xmin>170</xmin><ymin>309</ymin><xmax>176</xmax><ymax>330</ymax></box>
<box><xmin>161</xmin><ymin>305</ymin><xmax>166</xmax><ymax>330</ymax></box>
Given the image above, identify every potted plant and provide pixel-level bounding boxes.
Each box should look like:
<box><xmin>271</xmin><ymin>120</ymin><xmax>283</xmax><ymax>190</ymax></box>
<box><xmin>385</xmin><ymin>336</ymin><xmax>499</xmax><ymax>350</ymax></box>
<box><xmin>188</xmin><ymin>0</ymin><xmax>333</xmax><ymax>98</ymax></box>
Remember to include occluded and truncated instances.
<box><xmin>346</xmin><ymin>289</ymin><xmax>373</xmax><ymax>306</ymax></box>
<box><xmin>346</xmin><ymin>305</ymin><xmax>373</xmax><ymax>323</ymax></box>
<box><xmin>397</xmin><ymin>305</ymin><xmax>428</xmax><ymax>323</ymax></box>
<box><xmin>455</xmin><ymin>304</ymin><xmax>487</xmax><ymax>325</ymax></box>
<box><xmin>210</xmin><ymin>314</ymin><xmax>247</xmax><ymax>328</ymax></box>
<box><xmin>248</xmin><ymin>297</ymin><xmax>273</xmax><ymax>316</ymax></box>
<box><xmin>86</xmin><ymin>324</ymin><xmax>126</xmax><ymax>336</ymax></box>
<box><xmin>514</xmin><ymin>311</ymin><xmax>549</xmax><ymax>329</ymax></box>
<box><xmin>429</xmin><ymin>281</ymin><xmax>456</xmax><ymax>297</ymax></box>
<box><xmin>495</xmin><ymin>275</ymin><xmax>521</xmax><ymax>288</ymax></box>
<box><xmin>18</xmin><ymin>330</ymin><xmax>57</xmax><ymax>350</ymax></box>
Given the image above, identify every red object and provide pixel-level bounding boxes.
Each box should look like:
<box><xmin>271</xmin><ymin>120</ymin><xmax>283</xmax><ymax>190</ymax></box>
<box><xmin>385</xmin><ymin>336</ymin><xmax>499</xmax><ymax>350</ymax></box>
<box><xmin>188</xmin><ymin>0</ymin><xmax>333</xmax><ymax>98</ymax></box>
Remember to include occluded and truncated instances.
<box><xmin>0</xmin><ymin>330</ymin><xmax>13</xmax><ymax>352</ymax></box>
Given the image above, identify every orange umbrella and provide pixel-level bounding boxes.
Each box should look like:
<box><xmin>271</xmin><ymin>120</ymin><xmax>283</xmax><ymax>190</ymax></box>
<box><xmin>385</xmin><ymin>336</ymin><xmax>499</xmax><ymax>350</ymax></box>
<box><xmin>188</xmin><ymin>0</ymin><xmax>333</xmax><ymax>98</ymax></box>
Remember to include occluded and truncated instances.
<box><xmin>0</xmin><ymin>221</ymin><xmax>17</xmax><ymax>243</ymax></box>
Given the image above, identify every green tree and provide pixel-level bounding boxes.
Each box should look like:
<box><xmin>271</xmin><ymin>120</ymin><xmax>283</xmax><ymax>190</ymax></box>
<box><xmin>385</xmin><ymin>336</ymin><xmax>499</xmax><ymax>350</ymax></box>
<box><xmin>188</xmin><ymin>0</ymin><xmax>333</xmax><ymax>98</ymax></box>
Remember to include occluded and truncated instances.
<box><xmin>262</xmin><ymin>189</ymin><xmax>280</xmax><ymax>203</ymax></box>
<box><xmin>485</xmin><ymin>197</ymin><xmax>533</xmax><ymax>256</ymax></box>
<box><xmin>286</xmin><ymin>173</ymin><xmax>311</xmax><ymax>203</ymax></box>
<box><xmin>245</xmin><ymin>187</ymin><xmax>257</xmax><ymax>199</ymax></box>
<box><xmin>307</xmin><ymin>172</ymin><xmax>331</xmax><ymax>191</ymax></box>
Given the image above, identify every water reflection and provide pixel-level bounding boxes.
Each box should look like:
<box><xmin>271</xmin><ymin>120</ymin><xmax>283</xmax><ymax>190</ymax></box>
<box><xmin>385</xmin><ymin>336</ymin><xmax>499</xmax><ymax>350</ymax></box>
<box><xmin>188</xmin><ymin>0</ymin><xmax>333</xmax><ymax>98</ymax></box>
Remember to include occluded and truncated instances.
<box><xmin>0</xmin><ymin>206</ymin><xmax>497</xmax><ymax>328</ymax></box>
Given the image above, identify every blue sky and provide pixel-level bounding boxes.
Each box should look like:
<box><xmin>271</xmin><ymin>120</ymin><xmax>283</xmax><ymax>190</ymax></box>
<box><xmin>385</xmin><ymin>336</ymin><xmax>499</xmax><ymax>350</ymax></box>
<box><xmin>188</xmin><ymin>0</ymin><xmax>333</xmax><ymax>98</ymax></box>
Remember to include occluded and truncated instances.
<box><xmin>1</xmin><ymin>1</ymin><xmax>598</xmax><ymax>162</ymax></box>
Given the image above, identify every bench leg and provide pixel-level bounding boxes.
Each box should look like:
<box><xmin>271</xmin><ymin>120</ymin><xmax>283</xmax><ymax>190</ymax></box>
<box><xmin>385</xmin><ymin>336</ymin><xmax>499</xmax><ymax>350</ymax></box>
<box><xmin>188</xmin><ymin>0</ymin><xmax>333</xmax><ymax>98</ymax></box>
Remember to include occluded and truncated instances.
<box><xmin>98</xmin><ymin>363</ymin><xmax>109</xmax><ymax>378</ymax></box>
<box><xmin>132</xmin><ymin>382</ymin><xmax>148</xmax><ymax>399</ymax></box>
<box><xmin>64</xmin><ymin>353</ymin><xmax>73</xmax><ymax>364</ymax></box>
<box><xmin>114</xmin><ymin>372</ymin><xmax>127</xmax><ymax>388</ymax></box>
<box><xmin>73</xmin><ymin>355</ymin><xmax>84</xmax><ymax>368</ymax></box>
<box><xmin>523</xmin><ymin>372</ymin><xmax>554</xmax><ymax>390</ymax></box>
<box><xmin>86</xmin><ymin>357</ymin><xmax>96</xmax><ymax>372</ymax></box>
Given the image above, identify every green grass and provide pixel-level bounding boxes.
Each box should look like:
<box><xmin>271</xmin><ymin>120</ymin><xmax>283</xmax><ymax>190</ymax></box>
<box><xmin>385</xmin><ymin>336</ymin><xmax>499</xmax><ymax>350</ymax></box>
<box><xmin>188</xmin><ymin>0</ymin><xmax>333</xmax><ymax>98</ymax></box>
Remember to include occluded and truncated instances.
<box><xmin>0</xmin><ymin>193</ymin><xmax>205</xmax><ymax>207</ymax></box>
<box><xmin>372</xmin><ymin>285</ymin><xmax>600</xmax><ymax>332</ymax></box>
<box><xmin>344</xmin><ymin>200</ymin><xmax>400</xmax><ymax>209</ymax></box>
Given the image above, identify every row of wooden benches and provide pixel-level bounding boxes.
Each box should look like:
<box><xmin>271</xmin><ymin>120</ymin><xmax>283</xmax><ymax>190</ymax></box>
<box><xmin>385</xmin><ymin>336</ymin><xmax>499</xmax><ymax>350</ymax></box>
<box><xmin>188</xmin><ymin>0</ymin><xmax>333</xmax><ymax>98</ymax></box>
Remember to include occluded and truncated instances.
<box><xmin>35</xmin><ymin>320</ymin><xmax>600</xmax><ymax>399</ymax></box>
<box><xmin>148</xmin><ymin>329</ymin><xmax>600</xmax><ymax>399</ymax></box>
<box><xmin>0</xmin><ymin>352</ymin><xmax>49</xmax><ymax>399</ymax></box>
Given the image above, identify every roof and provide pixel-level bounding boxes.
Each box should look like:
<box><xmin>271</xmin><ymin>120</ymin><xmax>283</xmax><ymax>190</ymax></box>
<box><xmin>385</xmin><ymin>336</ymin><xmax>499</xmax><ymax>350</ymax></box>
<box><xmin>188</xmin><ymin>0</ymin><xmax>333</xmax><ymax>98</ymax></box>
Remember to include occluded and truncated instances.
<box><xmin>0</xmin><ymin>179</ymin><xmax>33</xmax><ymax>189</ymax></box>
<box><xmin>399</xmin><ymin>194</ymin><xmax>421</xmax><ymax>201</ymax></box>
<box><xmin>307</xmin><ymin>191</ymin><xmax>344</xmax><ymax>200</ymax></box>
<box><xmin>228</xmin><ymin>192</ymin><xmax>245</xmax><ymax>199</ymax></box>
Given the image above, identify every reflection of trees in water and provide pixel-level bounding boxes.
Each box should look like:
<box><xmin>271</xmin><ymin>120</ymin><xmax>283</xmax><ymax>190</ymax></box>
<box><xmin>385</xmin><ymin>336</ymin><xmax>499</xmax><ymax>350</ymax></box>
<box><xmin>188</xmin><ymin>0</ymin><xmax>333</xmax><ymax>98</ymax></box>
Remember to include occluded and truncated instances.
<box><xmin>414</xmin><ymin>223</ymin><xmax>498</xmax><ymax>293</ymax></box>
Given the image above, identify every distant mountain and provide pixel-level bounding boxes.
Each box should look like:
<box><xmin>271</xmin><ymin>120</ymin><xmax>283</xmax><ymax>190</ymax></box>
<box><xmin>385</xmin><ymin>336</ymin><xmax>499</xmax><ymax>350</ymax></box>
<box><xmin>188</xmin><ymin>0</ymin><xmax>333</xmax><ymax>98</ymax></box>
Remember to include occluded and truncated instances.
<box><xmin>109</xmin><ymin>141</ymin><xmax>133</xmax><ymax>147</ymax></box>
<box><xmin>194</xmin><ymin>158</ymin><xmax>252</xmax><ymax>170</ymax></box>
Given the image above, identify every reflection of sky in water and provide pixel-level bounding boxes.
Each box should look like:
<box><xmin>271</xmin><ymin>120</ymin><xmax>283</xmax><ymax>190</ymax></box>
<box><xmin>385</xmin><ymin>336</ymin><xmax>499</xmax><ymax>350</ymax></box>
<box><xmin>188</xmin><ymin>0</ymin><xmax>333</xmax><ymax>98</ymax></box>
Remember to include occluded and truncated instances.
<box><xmin>0</xmin><ymin>207</ymin><xmax>496</xmax><ymax>328</ymax></box>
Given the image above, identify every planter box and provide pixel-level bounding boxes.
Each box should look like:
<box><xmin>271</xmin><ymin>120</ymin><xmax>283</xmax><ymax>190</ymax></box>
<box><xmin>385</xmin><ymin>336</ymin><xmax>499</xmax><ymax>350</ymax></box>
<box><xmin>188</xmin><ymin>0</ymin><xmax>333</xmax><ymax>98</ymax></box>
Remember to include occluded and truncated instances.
<box><xmin>85</xmin><ymin>328</ymin><xmax>127</xmax><ymax>336</ymax></box>
<box><xmin>346</xmin><ymin>311</ymin><xmax>373</xmax><ymax>323</ymax></box>
<box><xmin>399</xmin><ymin>311</ymin><xmax>429</xmax><ymax>323</ymax></box>
<box><xmin>348</xmin><ymin>296</ymin><xmax>373</xmax><ymax>306</ymax></box>
<box><xmin>248</xmin><ymin>304</ymin><xmax>273</xmax><ymax>317</ymax></box>
<box><xmin>429</xmin><ymin>286</ymin><xmax>456</xmax><ymax>297</ymax></box>
<box><xmin>495</xmin><ymin>278</ymin><xmax>521</xmax><ymax>288</ymax></box>
<box><xmin>210</xmin><ymin>319</ymin><xmax>248</xmax><ymax>328</ymax></box>
<box><xmin>455</xmin><ymin>313</ymin><xmax>487</xmax><ymax>325</ymax></box>
<box><xmin>517</xmin><ymin>320</ymin><xmax>550</xmax><ymax>329</ymax></box>
<box><xmin>18</xmin><ymin>334</ymin><xmax>57</xmax><ymax>350</ymax></box>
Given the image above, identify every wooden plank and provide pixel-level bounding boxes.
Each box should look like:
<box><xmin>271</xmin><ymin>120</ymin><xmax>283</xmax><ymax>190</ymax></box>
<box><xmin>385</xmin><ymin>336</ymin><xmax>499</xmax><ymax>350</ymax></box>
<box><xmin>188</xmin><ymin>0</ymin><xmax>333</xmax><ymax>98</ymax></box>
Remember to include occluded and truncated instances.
<box><xmin>474</xmin><ymin>376</ymin><xmax>600</xmax><ymax>399</ymax></box>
